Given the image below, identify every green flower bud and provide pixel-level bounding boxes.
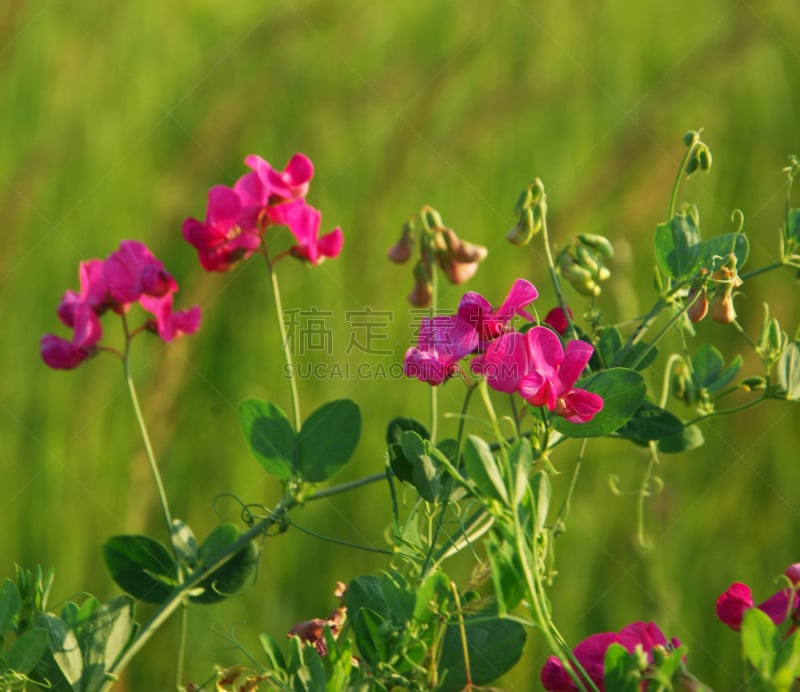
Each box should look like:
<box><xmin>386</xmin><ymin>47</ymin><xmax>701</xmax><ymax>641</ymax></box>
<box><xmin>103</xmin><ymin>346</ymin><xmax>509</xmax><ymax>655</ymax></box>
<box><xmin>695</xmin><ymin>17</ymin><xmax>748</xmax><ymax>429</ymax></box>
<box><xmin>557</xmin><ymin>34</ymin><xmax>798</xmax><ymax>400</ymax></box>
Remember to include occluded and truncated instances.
<box><xmin>575</xmin><ymin>245</ymin><xmax>600</xmax><ymax>275</ymax></box>
<box><xmin>507</xmin><ymin>207</ymin><xmax>540</xmax><ymax>246</ymax></box>
<box><xmin>698</xmin><ymin>145</ymin><xmax>712</xmax><ymax>171</ymax></box>
<box><xmin>420</xmin><ymin>206</ymin><xmax>443</xmax><ymax>232</ymax></box>
<box><xmin>596</xmin><ymin>266</ymin><xmax>611</xmax><ymax>282</ymax></box>
<box><xmin>683</xmin><ymin>130</ymin><xmax>699</xmax><ymax>148</ymax></box>
<box><xmin>686</xmin><ymin>155</ymin><xmax>699</xmax><ymax>176</ymax></box>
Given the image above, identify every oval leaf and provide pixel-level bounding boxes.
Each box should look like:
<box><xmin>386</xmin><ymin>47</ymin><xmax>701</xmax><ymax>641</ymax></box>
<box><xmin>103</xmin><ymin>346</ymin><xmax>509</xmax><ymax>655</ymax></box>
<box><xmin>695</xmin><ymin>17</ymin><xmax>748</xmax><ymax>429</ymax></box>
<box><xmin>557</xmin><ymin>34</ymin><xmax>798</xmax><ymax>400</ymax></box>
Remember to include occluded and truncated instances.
<box><xmin>298</xmin><ymin>399</ymin><xmax>361</xmax><ymax>482</ymax></box>
<box><xmin>0</xmin><ymin>578</ymin><xmax>21</xmax><ymax>634</ymax></box>
<box><xmin>553</xmin><ymin>368</ymin><xmax>646</xmax><ymax>438</ymax></box>
<box><xmin>463</xmin><ymin>435</ymin><xmax>508</xmax><ymax>504</ymax></box>
<box><xmin>658</xmin><ymin>424</ymin><xmax>705</xmax><ymax>454</ymax></box>
<box><xmin>102</xmin><ymin>535</ymin><xmax>176</xmax><ymax>604</ymax></box>
<box><xmin>617</xmin><ymin>401</ymin><xmax>684</xmax><ymax>442</ymax></box>
<box><xmin>655</xmin><ymin>211</ymin><xmax>701</xmax><ymax>280</ymax></box>
<box><xmin>191</xmin><ymin>524</ymin><xmax>260</xmax><ymax>604</ymax></box>
<box><xmin>778</xmin><ymin>343</ymin><xmax>800</xmax><ymax>400</ymax></box>
<box><xmin>5</xmin><ymin>627</ymin><xmax>49</xmax><ymax>675</ymax></box>
<box><xmin>239</xmin><ymin>398</ymin><xmax>297</xmax><ymax>480</ymax></box>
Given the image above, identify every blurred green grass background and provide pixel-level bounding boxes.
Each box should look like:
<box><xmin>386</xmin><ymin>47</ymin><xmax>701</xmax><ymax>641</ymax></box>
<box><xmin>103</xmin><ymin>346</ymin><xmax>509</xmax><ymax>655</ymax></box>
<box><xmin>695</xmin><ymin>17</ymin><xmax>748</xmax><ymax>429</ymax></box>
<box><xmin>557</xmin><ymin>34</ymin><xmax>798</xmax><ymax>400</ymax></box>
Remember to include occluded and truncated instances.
<box><xmin>2</xmin><ymin>1</ymin><xmax>800</xmax><ymax>688</ymax></box>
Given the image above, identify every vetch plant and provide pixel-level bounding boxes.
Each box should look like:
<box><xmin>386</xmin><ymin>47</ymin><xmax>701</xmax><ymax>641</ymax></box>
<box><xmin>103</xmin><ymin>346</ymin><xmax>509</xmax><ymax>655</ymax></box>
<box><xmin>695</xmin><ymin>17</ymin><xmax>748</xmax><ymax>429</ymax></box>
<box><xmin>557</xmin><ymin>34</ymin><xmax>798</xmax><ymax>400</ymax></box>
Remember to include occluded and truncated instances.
<box><xmin>5</xmin><ymin>135</ymin><xmax>800</xmax><ymax>690</ymax></box>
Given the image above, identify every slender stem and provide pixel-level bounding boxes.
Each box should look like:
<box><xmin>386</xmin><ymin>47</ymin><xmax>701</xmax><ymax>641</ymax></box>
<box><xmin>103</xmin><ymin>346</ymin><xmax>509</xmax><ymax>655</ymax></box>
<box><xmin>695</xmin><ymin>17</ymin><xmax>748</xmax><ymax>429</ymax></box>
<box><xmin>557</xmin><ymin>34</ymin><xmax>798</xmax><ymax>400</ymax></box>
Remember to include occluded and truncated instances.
<box><xmin>430</xmin><ymin>246</ymin><xmax>439</xmax><ymax>444</ymax></box>
<box><xmin>539</xmin><ymin>201</ymin><xmax>577</xmax><ymax>339</ymax></box>
<box><xmin>554</xmin><ymin>439</ymin><xmax>587</xmax><ymax>536</ymax></box>
<box><xmin>739</xmin><ymin>261</ymin><xmax>784</xmax><ymax>282</ymax></box>
<box><xmin>175</xmin><ymin>603</ymin><xmax>188</xmax><ymax>689</ymax></box>
<box><xmin>309</xmin><ymin>472</ymin><xmax>386</xmax><ymax>500</ymax></box>
<box><xmin>122</xmin><ymin>325</ymin><xmax>174</xmax><ymax>544</ymax></box>
<box><xmin>450</xmin><ymin>580</ymin><xmax>472</xmax><ymax>690</ymax></box>
<box><xmin>261</xmin><ymin>237</ymin><xmax>301</xmax><ymax>431</ymax></box>
<box><xmin>103</xmin><ymin>470</ymin><xmax>386</xmax><ymax>687</ymax></box>
<box><xmin>684</xmin><ymin>395</ymin><xmax>767</xmax><ymax>427</ymax></box>
<box><xmin>668</xmin><ymin>142</ymin><xmax>695</xmax><ymax>219</ymax></box>
<box><xmin>287</xmin><ymin>518</ymin><xmax>406</xmax><ymax>557</ymax></box>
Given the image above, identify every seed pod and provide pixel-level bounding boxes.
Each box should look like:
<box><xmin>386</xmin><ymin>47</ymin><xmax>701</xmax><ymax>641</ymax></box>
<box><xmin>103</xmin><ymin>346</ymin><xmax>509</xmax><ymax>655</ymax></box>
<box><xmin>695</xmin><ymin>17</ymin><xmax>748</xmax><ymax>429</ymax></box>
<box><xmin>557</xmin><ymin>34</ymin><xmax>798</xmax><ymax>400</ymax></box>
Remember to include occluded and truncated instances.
<box><xmin>576</xmin><ymin>245</ymin><xmax>600</xmax><ymax>276</ymax></box>
<box><xmin>739</xmin><ymin>376</ymin><xmax>766</xmax><ymax>392</ymax></box>
<box><xmin>578</xmin><ymin>233</ymin><xmax>614</xmax><ymax>259</ymax></box>
<box><xmin>687</xmin><ymin>286</ymin><xmax>708</xmax><ymax>323</ymax></box>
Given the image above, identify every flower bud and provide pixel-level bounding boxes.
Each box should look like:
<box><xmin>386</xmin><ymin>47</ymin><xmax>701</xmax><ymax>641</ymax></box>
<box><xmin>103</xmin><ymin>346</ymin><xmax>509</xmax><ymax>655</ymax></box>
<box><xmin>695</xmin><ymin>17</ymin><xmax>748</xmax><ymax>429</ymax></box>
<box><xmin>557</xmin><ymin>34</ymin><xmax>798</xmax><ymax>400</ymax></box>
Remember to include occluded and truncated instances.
<box><xmin>507</xmin><ymin>206</ymin><xmax>541</xmax><ymax>246</ymax></box>
<box><xmin>687</xmin><ymin>286</ymin><xmax>708</xmax><ymax>323</ymax></box>
<box><xmin>671</xmin><ymin>365</ymin><xmax>698</xmax><ymax>405</ymax></box>
<box><xmin>438</xmin><ymin>227</ymin><xmax>488</xmax><ymax>263</ymax></box>
<box><xmin>709</xmin><ymin>289</ymin><xmax>737</xmax><ymax>323</ymax></box>
<box><xmin>575</xmin><ymin>245</ymin><xmax>600</xmax><ymax>276</ymax></box>
<box><xmin>697</xmin><ymin>145</ymin><xmax>712</xmax><ymax>171</ymax></box>
<box><xmin>387</xmin><ymin>222</ymin><xmax>415</xmax><ymax>264</ymax></box>
<box><xmin>437</xmin><ymin>252</ymin><xmax>479</xmax><ymax>285</ymax></box>
<box><xmin>739</xmin><ymin>376</ymin><xmax>766</xmax><ymax>392</ymax></box>
<box><xmin>408</xmin><ymin>261</ymin><xmax>433</xmax><ymax>307</ymax></box>
<box><xmin>421</xmin><ymin>205</ymin><xmax>443</xmax><ymax>232</ymax></box>
<box><xmin>683</xmin><ymin>130</ymin><xmax>699</xmax><ymax>148</ymax></box>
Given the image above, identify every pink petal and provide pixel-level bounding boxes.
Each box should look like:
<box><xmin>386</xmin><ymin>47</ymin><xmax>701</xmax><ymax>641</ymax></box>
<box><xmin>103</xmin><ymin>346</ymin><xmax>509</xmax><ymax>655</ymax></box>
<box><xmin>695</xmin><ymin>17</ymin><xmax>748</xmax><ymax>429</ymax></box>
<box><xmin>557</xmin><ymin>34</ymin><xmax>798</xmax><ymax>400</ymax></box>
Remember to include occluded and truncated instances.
<box><xmin>269</xmin><ymin>200</ymin><xmax>319</xmax><ymax>246</ymax></box>
<box><xmin>233</xmin><ymin>171</ymin><xmax>268</xmax><ymax>208</ymax></box>
<box><xmin>786</xmin><ymin>564</ymin><xmax>800</xmax><ymax>585</ymax></box>
<box><xmin>172</xmin><ymin>306</ymin><xmax>202</xmax><ymax>338</ymax></box>
<box><xmin>417</xmin><ymin>316</ymin><xmax>478</xmax><ymax>363</ymax></box>
<box><xmin>78</xmin><ymin>259</ymin><xmax>109</xmax><ymax>310</ymax></box>
<box><xmin>540</xmin><ymin>656</ymin><xmax>576</xmax><ymax>692</ymax></box>
<box><xmin>207</xmin><ymin>185</ymin><xmax>243</xmax><ymax>227</ymax></box>
<box><xmin>520</xmin><ymin>371</ymin><xmax>552</xmax><ymax>408</ymax></box>
<box><xmin>618</xmin><ymin>621</ymin><xmax>667</xmax><ymax>654</ymax></box>
<box><xmin>317</xmin><ymin>228</ymin><xmax>343</xmax><ymax>260</ymax></box>
<box><xmin>481</xmin><ymin>332</ymin><xmax>528</xmax><ymax>393</ymax></box>
<box><xmin>457</xmin><ymin>291</ymin><xmax>493</xmax><ymax>331</ymax></box>
<box><xmin>758</xmin><ymin>588</ymin><xmax>797</xmax><ymax>626</ymax></box>
<box><xmin>41</xmin><ymin>335</ymin><xmax>86</xmax><ymax>370</ymax></box>
<box><xmin>284</xmin><ymin>153</ymin><xmax>314</xmax><ymax>188</ymax></box>
<box><xmin>572</xmin><ymin>631</ymin><xmax>619</xmax><ymax>689</ymax></box>
<box><xmin>71</xmin><ymin>303</ymin><xmax>103</xmax><ymax>349</ymax></box>
<box><xmin>716</xmin><ymin>582</ymin><xmax>754</xmax><ymax>631</ymax></box>
<box><xmin>524</xmin><ymin>326</ymin><xmax>563</xmax><ymax>377</ymax></box>
<box><xmin>558</xmin><ymin>389</ymin><xmax>604</xmax><ymax>423</ymax></box>
<box><xmin>557</xmin><ymin>339</ymin><xmax>594</xmax><ymax>392</ymax></box>
<box><xmin>404</xmin><ymin>348</ymin><xmax>450</xmax><ymax>386</ymax></box>
<box><xmin>544</xmin><ymin>306</ymin><xmax>573</xmax><ymax>335</ymax></box>
<box><xmin>494</xmin><ymin>278</ymin><xmax>538</xmax><ymax>323</ymax></box>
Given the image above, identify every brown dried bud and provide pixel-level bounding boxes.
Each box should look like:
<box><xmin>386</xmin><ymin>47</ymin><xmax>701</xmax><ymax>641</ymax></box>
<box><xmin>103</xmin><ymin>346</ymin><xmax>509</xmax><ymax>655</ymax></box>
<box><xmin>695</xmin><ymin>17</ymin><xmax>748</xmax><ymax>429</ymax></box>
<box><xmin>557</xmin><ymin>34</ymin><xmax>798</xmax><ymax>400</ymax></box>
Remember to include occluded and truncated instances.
<box><xmin>687</xmin><ymin>286</ymin><xmax>708</xmax><ymax>323</ymax></box>
<box><xmin>408</xmin><ymin>261</ymin><xmax>433</xmax><ymax>306</ymax></box>
<box><xmin>437</xmin><ymin>252</ymin><xmax>480</xmax><ymax>285</ymax></box>
<box><xmin>710</xmin><ymin>289</ymin><xmax>737</xmax><ymax>323</ymax></box>
<box><xmin>387</xmin><ymin>222</ymin><xmax>415</xmax><ymax>263</ymax></box>
<box><xmin>437</xmin><ymin>227</ymin><xmax>487</xmax><ymax>263</ymax></box>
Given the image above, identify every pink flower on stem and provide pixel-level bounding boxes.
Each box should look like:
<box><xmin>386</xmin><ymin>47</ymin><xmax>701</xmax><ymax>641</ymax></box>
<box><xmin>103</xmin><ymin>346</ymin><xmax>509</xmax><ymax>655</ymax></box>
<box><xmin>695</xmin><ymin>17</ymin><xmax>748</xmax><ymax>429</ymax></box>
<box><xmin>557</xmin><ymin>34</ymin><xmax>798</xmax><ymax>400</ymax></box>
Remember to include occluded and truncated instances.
<box><xmin>243</xmin><ymin>152</ymin><xmax>314</xmax><ymax>203</ymax></box>
<box><xmin>404</xmin><ymin>315</ymin><xmax>479</xmax><ymax>386</ymax></box>
<box><xmin>41</xmin><ymin>302</ymin><xmax>102</xmax><ymax>370</ymax></box>
<box><xmin>716</xmin><ymin>563</ymin><xmax>800</xmax><ymax>631</ymax></box>
<box><xmin>541</xmin><ymin>622</ymin><xmax>679</xmax><ymax>692</ymax></box>
<box><xmin>42</xmin><ymin>241</ymin><xmax>201</xmax><ymax>369</ymax></box>
<box><xmin>182</xmin><ymin>185</ymin><xmax>262</xmax><ymax>272</ymax></box>
<box><xmin>475</xmin><ymin>326</ymin><xmax>603</xmax><ymax>423</ymax></box>
<box><xmin>268</xmin><ymin>199</ymin><xmax>343</xmax><ymax>265</ymax></box>
<box><xmin>457</xmin><ymin>278</ymin><xmax>538</xmax><ymax>348</ymax></box>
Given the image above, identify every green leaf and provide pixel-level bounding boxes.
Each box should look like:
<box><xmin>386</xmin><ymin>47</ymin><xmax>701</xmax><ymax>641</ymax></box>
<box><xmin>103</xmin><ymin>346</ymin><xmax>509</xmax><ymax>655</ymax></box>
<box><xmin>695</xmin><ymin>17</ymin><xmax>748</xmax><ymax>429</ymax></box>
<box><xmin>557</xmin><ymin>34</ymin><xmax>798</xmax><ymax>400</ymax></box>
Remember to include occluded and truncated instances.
<box><xmin>102</xmin><ymin>535</ymin><xmax>177</xmax><ymax>604</ymax></box>
<box><xmin>463</xmin><ymin>435</ymin><xmax>508</xmax><ymax>504</ymax></box>
<box><xmin>437</xmin><ymin>614</ymin><xmax>526</xmax><ymax>691</ymax></box>
<box><xmin>0</xmin><ymin>578</ymin><xmax>21</xmax><ymax>633</ymax></box>
<box><xmin>350</xmin><ymin>607</ymin><xmax>388</xmax><ymax>666</ymax></box>
<box><xmin>699</xmin><ymin>232</ymin><xmax>749</xmax><ymax>272</ymax></box>
<box><xmin>75</xmin><ymin>595</ymin><xmax>137</xmax><ymax>691</ymax></box>
<box><xmin>778</xmin><ymin>343</ymin><xmax>800</xmax><ymax>400</ymax></box>
<box><xmin>239</xmin><ymin>398</ymin><xmax>297</xmax><ymax>480</ymax></box>
<box><xmin>530</xmin><ymin>470</ymin><xmax>551</xmax><ymax>537</ymax></box>
<box><xmin>298</xmin><ymin>399</ymin><xmax>361</xmax><ymax>482</ymax></box>
<box><xmin>190</xmin><ymin>524</ymin><xmax>260</xmax><ymax>604</ymax></box>
<box><xmin>742</xmin><ymin>607</ymin><xmax>780</xmax><ymax>673</ymax></box>
<box><xmin>553</xmin><ymin>368</ymin><xmax>647</xmax><ymax>438</ymax></box>
<box><xmin>773</xmin><ymin>627</ymin><xmax>800</xmax><ymax>689</ymax></box>
<box><xmin>657</xmin><ymin>424</ymin><xmax>705</xmax><ymax>453</ymax></box>
<box><xmin>380</xmin><ymin>571</ymin><xmax>416</xmax><ymax>625</ymax></box>
<box><xmin>33</xmin><ymin>612</ymin><xmax>83</xmax><ymax>688</ymax></box>
<box><xmin>597</xmin><ymin>326</ymin><xmax>623</xmax><ymax>368</ymax></box>
<box><xmin>5</xmin><ymin>627</ymin><xmax>48</xmax><ymax>675</ymax></box>
<box><xmin>260</xmin><ymin>632</ymin><xmax>287</xmax><ymax>673</ymax></box>
<box><xmin>617</xmin><ymin>401</ymin><xmax>684</xmax><ymax>442</ymax></box>
<box><xmin>487</xmin><ymin>537</ymin><xmax>525</xmax><ymax>615</ymax></box>
<box><xmin>399</xmin><ymin>431</ymin><xmax>440</xmax><ymax>502</ymax></box>
<box><xmin>509</xmin><ymin>438</ymin><xmax>533</xmax><ymax>505</ymax></box>
<box><xmin>654</xmin><ymin>210</ymin><xmax>702</xmax><ymax>280</ymax></box>
<box><xmin>603</xmin><ymin>643</ymin><xmax>641</xmax><ymax>692</ymax></box>
<box><xmin>413</xmin><ymin>571</ymin><xmax>450</xmax><ymax>624</ymax></box>
<box><xmin>386</xmin><ymin>417</ymin><xmax>429</xmax><ymax>445</ymax></box>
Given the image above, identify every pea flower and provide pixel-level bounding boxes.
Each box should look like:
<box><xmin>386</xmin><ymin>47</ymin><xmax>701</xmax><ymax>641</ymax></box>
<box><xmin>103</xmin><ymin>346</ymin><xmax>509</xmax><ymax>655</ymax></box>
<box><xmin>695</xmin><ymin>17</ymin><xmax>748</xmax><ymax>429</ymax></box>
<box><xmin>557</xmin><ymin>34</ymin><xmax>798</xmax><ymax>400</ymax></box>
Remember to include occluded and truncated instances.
<box><xmin>457</xmin><ymin>278</ymin><xmax>538</xmax><ymax>348</ymax></box>
<box><xmin>404</xmin><ymin>316</ymin><xmax>479</xmax><ymax>386</ymax></box>
<box><xmin>541</xmin><ymin>621</ymin><xmax>679</xmax><ymax>691</ymax></box>
<box><xmin>475</xmin><ymin>326</ymin><xmax>603</xmax><ymax>423</ymax></box>
<box><xmin>183</xmin><ymin>153</ymin><xmax>342</xmax><ymax>271</ymax></box>
<box><xmin>543</xmin><ymin>306</ymin><xmax>573</xmax><ymax>335</ymax></box>
<box><xmin>267</xmin><ymin>199</ymin><xmax>343</xmax><ymax>265</ymax></box>
<box><xmin>42</xmin><ymin>241</ymin><xmax>200</xmax><ymax>370</ymax></box>
<box><xmin>716</xmin><ymin>562</ymin><xmax>800</xmax><ymax>631</ymax></box>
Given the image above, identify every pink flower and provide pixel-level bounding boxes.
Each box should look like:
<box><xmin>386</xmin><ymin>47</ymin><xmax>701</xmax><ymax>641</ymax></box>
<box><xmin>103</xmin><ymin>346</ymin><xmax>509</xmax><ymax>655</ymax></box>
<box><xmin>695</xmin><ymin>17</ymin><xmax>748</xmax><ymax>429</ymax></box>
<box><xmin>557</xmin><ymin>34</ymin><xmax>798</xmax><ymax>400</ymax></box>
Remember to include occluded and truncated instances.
<box><xmin>541</xmin><ymin>622</ymin><xmax>678</xmax><ymax>692</ymax></box>
<box><xmin>244</xmin><ymin>153</ymin><xmax>314</xmax><ymax>203</ymax></box>
<box><xmin>404</xmin><ymin>316</ymin><xmax>479</xmax><ymax>386</ymax></box>
<box><xmin>475</xmin><ymin>326</ymin><xmax>603</xmax><ymax>423</ymax></box>
<box><xmin>268</xmin><ymin>199</ymin><xmax>343</xmax><ymax>265</ymax></box>
<box><xmin>41</xmin><ymin>302</ymin><xmax>102</xmax><ymax>370</ymax></box>
<box><xmin>182</xmin><ymin>185</ymin><xmax>262</xmax><ymax>272</ymax></box>
<box><xmin>42</xmin><ymin>242</ymin><xmax>201</xmax><ymax>369</ymax></box>
<box><xmin>457</xmin><ymin>278</ymin><xmax>538</xmax><ymax>348</ymax></box>
<box><xmin>104</xmin><ymin>240</ymin><xmax>178</xmax><ymax>304</ymax></box>
<box><xmin>543</xmin><ymin>306</ymin><xmax>573</xmax><ymax>335</ymax></box>
<box><xmin>717</xmin><ymin>565</ymin><xmax>800</xmax><ymax>631</ymax></box>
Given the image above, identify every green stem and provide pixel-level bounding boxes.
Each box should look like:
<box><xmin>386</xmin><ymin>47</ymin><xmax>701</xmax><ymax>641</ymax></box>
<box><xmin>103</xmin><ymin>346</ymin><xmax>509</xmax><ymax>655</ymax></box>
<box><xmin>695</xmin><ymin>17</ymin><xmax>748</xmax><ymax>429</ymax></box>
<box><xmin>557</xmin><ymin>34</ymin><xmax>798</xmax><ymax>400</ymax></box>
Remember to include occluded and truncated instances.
<box><xmin>554</xmin><ymin>438</ymin><xmax>587</xmax><ymax>536</ymax></box>
<box><xmin>102</xmin><ymin>471</ymin><xmax>386</xmax><ymax>688</ymax></box>
<box><xmin>121</xmin><ymin>319</ymin><xmax>174</xmax><ymax>546</ymax></box>
<box><xmin>539</xmin><ymin>201</ymin><xmax>577</xmax><ymax>339</ymax></box>
<box><xmin>261</xmin><ymin>237</ymin><xmax>301</xmax><ymax>431</ymax></box>
<box><xmin>668</xmin><ymin>142</ymin><xmax>695</xmax><ymax>219</ymax></box>
<box><xmin>684</xmin><ymin>395</ymin><xmax>767</xmax><ymax>427</ymax></box>
<box><xmin>176</xmin><ymin>603</ymin><xmax>188</xmax><ymax>689</ymax></box>
<box><xmin>739</xmin><ymin>261</ymin><xmax>785</xmax><ymax>282</ymax></box>
<box><xmin>430</xmin><ymin>246</ymin><xmax>439</xmax><ymax>444</ymax></box>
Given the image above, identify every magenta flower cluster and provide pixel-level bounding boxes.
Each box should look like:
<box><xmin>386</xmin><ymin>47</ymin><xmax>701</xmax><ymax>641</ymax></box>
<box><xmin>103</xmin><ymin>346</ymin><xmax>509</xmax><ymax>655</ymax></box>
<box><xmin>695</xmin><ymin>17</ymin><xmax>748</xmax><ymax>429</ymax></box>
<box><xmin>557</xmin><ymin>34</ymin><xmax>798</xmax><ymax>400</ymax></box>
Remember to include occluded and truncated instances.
<box><xmin>404</xmin><ymin>279</ymin><xmax>603</xmax><ymax>424</ymax></box>
<box><xmin>716</xmin><ymin>562</ymin><xmax>800</xmax><ymax>632</ymax></box>
<box><xmin>541</xmin><ymin>621</ymin><xmax>680</xmax><ymax>691</ymax></box>
<box><xmin>182</xmin><ymin>153</ymin><xmax>342</xmax><ymax>271</ymax></box>
<box><xmin>41</xmin><ymin>241</ymin><xmax>201</xmax><ymax>369</ymax></box>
